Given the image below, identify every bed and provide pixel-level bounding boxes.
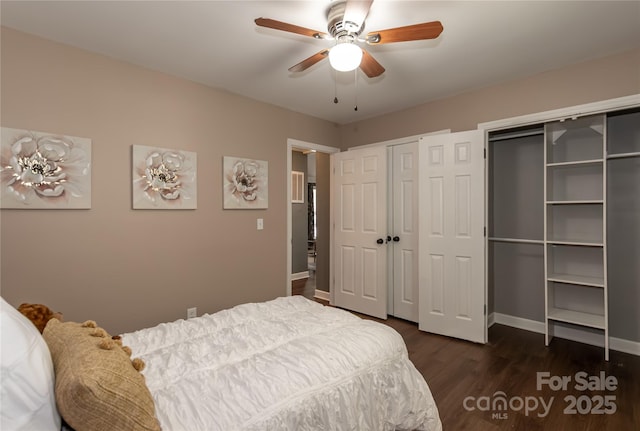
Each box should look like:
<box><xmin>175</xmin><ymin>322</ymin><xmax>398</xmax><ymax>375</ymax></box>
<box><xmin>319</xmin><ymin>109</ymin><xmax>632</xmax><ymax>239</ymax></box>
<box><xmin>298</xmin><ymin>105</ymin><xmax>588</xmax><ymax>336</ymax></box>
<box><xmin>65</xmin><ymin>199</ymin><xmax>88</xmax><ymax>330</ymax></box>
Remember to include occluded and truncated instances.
<box><xmin>1</xmin><ymin>296</ymin><xmax>442</xmax><ymax>431</ymax></box>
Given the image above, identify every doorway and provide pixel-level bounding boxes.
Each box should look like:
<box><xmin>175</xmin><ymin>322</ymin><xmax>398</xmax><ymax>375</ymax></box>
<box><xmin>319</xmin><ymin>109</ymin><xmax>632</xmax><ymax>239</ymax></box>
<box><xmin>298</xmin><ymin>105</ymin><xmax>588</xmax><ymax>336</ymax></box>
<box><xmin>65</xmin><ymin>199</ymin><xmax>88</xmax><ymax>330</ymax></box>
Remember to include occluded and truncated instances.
<box><xmin>286</xmin><ymin>139</ymin><xmax>339</xmax><ymax>300</ymax></box>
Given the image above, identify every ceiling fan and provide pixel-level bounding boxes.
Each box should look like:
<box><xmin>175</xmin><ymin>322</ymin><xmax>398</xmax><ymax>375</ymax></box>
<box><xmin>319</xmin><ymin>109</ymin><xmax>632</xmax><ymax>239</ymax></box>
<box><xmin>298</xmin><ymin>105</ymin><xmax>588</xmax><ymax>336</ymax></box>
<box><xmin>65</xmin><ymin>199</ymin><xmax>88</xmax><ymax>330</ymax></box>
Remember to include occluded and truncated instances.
<box><xmin>255</xmin><ymin>0</ymin><xmax>443</xmax><ymax>78</ymax></box>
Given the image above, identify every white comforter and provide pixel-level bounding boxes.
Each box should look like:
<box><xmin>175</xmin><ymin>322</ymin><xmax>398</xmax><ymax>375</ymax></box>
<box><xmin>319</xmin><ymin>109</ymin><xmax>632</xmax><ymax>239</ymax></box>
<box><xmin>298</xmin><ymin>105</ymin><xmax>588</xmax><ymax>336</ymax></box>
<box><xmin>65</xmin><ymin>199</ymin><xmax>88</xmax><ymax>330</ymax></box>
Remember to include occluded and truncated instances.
<box><xmin>122</xmin><ymin>296</ymin><xmax>441</xmax><ymax>431</ymax></box>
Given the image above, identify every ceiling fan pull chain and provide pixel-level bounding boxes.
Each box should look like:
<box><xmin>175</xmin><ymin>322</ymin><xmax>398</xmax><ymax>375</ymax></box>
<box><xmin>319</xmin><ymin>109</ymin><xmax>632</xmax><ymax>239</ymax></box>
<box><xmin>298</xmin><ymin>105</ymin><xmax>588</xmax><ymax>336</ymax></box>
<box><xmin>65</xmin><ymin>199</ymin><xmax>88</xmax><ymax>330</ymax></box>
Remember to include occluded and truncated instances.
<box><xmin>354</xmin><ymin>69</ymin><xmax>358</xmax><ymax>111</ymax></box>
<box><xmin>334</xmin><ymin>68</ymin><xmax>339</xmax><ymax>104</ymax></box>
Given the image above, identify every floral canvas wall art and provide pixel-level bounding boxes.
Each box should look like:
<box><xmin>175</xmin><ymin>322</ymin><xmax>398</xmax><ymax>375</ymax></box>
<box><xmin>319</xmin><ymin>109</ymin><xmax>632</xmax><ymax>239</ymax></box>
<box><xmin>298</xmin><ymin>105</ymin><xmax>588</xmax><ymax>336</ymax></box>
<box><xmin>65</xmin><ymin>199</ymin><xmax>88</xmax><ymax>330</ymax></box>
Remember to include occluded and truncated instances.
<box><xmin>0</xmin><ymin>127</ymin><xmax>92</xmax><ymax>209</ymax></box>
<box><xmin>223</xmin><ymin>157</ymin><xmax>268</xmax><ymax>209</ymax></box>
<box><xmin>132</xmin><ymin>145</ymin><xmax>197</xmax><ymax>209</ymax></box>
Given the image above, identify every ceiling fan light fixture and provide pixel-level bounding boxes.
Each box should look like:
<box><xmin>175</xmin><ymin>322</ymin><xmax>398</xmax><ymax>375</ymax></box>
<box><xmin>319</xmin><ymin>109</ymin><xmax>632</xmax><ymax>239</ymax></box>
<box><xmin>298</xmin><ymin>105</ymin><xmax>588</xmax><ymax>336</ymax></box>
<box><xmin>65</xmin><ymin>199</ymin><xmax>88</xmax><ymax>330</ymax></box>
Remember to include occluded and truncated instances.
<box><xmin>329</xmin><ymin>42</ymin><xmax>362</xmax><ymax>72</ymax></box>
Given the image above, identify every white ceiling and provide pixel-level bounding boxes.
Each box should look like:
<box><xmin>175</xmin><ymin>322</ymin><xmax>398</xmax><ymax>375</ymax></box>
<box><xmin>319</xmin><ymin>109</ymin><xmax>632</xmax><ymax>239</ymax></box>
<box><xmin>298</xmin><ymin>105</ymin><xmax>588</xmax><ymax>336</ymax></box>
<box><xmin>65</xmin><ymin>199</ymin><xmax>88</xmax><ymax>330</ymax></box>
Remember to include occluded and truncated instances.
<box><xmin>2</xmin><ymin>1</ymin><xmax>639</xmax><ymax>125</ymax></box>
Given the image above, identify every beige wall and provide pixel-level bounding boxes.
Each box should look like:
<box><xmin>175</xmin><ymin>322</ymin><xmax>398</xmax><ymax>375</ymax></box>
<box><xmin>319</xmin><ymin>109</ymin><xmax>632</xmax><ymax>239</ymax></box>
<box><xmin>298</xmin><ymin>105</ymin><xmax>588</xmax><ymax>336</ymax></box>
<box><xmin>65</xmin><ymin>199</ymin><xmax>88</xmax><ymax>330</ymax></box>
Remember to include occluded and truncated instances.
<box><xmin>0</xmin><ymin>28</ymin><xmax>340</xmax><ymax>334</ymax></box>
<box><xmin>339</xmin><ymin>48</ymin><xmax>640</xmax><ymax>148</ymax></box>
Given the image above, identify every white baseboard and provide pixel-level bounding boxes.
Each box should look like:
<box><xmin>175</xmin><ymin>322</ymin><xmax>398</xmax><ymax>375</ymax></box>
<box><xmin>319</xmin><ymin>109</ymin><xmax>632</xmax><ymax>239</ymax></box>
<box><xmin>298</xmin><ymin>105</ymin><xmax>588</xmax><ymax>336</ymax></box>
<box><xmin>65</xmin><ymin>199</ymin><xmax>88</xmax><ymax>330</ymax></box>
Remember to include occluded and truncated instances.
<box><xmin>291</xmin><ymin>271</ymin><xmax>309</xmax><ymax>281</ymax></box>
<box><xmin>313</xmin><ymin>289</ymin><xmax>330</xmax><ymax>302</ymax></box>
<box><xmin>607</xmin><ymin>337</ymin><xmax>640</xmax><ymax>356</ymax></box>
<box><xmin>489</xmin><ymin>312</ymin><xmax>640</xmax><ymax>357</ymax></box>
<box><xmin>490</xmin><ymin>313</ymin><xmax>545</xmax><ymax>333</ymax></box>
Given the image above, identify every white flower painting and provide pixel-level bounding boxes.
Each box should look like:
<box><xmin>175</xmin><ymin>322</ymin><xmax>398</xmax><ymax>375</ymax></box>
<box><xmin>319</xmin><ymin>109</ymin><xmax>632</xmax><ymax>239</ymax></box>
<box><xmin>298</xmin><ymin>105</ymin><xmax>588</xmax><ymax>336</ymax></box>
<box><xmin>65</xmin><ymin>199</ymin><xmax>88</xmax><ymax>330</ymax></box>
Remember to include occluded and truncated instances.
<box><xmin>223</xmin><ymin>157</ymin><xmax>268</xmax><ymax>209</ymax></box>
<box><xmin>132</xmin><ymin>145</ymin><xmax>197</xmax><ymax>209</ymax></box>
<box><xmin>0</xmin><ymin>127</ymin><xmax>92</xmax><ymax>209</ymax></box>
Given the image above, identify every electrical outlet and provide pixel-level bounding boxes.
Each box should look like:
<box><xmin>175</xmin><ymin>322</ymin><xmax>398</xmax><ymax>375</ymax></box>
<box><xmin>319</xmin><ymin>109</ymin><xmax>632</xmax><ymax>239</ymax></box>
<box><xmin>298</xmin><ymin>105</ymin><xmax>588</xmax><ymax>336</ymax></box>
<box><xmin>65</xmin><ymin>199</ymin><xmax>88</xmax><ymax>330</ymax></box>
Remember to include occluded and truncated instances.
<box><xmin>187</xmin><ymin>307</ymin><xmax>197</xmax><ymax>319</ymax></box>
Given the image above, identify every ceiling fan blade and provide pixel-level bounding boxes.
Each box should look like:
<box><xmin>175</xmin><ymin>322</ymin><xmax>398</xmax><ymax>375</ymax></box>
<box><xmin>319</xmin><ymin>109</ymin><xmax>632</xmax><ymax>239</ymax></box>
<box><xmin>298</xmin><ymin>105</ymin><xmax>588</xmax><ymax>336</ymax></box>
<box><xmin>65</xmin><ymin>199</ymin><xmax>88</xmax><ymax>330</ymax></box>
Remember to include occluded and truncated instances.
<box><xmin>255</xmin><ymin>18</ymin><xmax>329</xmax><ymax>39</ymax></box>
<box><xmin>359</xmin><ymin>49</ymin><xmax>385</xmax><ymax>78</ymax></box>
<box><xmin>343</xmin><ymin>0</ymin><xmax>373</xmax><ymax>31</ymax></box>
<box><xmin>288</xmin><ymin>49</ymin><xmax>330</xmax><ymax>73</ymax></box>
<box><xmin>366</xmin><ymin>21</ymin><xmax>443</xmax><ymax>44</ymax></box>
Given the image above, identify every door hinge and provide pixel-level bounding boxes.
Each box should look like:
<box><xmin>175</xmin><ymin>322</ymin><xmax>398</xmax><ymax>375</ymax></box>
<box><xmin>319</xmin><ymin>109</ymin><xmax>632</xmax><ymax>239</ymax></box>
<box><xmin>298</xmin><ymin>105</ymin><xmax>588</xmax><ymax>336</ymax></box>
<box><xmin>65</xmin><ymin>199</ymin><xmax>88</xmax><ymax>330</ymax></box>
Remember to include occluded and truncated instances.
<box><xmin>484</xmin><ymin>304</ymin><xmax>487</xmax><ymax>316</ymax></box>
<box><xmin>484</xmin><ymin>148</ymin><xmax>487</xmax><ymax>159</ymax></box>
<box><xmin>484</xmin><ymin>227</ymin><xmax>486</xmax><ymax>237</ymax></box>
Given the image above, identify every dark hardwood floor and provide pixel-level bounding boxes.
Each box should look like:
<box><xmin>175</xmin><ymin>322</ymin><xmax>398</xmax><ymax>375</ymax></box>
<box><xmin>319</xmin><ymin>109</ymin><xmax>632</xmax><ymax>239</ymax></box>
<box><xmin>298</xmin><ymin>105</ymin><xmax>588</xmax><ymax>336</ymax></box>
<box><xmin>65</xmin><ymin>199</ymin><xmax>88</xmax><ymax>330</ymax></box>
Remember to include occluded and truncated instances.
<box><xmin>292</xmin><ymin>277</ymin><xmax>640</xmax><ymax>430</ymax></box>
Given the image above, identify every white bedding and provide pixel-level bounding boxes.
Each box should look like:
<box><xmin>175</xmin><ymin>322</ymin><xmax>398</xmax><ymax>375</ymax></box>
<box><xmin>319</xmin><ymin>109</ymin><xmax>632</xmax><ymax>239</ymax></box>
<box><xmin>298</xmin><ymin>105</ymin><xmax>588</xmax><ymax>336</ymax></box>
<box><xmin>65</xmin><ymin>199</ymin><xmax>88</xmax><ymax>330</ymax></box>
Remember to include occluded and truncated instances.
<box><xmin>122</xmin><ymin>296</ymin><xmax>441</xmax><ymax>431</ymax></box>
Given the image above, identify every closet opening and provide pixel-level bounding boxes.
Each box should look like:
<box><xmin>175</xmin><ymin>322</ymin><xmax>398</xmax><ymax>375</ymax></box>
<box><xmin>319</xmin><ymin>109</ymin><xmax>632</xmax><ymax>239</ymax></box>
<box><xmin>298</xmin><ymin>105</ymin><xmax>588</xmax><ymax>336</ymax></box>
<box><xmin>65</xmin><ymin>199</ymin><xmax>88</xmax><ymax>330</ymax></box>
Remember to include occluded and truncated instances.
<box><xmin>484</xmin><ymin>101</ymin><xmax>640</xmax><ymax>360</ymax></box>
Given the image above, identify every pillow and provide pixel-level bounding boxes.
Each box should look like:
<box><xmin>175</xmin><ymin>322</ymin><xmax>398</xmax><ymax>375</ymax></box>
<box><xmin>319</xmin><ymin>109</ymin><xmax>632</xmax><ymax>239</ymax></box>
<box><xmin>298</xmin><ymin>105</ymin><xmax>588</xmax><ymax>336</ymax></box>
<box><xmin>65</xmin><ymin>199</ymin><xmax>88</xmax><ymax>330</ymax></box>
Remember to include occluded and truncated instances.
<box><xmin>43</xmin><ymin>319</ymin><xmax>160</xmax><ymax>431</ymax></box>
<box><xmin>0</xmin><ymin>296</ymin><xmax>61</xmax><ymax>431</ymax></box>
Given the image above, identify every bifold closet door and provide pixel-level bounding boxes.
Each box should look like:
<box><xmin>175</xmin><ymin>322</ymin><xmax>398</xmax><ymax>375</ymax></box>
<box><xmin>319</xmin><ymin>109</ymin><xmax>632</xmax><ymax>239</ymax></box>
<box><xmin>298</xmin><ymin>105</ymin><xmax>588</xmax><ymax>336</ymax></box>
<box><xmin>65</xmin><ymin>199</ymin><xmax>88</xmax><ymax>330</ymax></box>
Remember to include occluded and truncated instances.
<box><xmin>388</xmin><ymin>143</ymin><xmax>420</xmax><ymax>322</ymax></box>
<box><xmin>418</xmin><ymin>130</ymin><xmax>486</xmax><ymax>343</ymax></box>
<box><xmin>331</xmin><ymin>146</ymin><xmax>388</xmax><ymax>319</ymax></box>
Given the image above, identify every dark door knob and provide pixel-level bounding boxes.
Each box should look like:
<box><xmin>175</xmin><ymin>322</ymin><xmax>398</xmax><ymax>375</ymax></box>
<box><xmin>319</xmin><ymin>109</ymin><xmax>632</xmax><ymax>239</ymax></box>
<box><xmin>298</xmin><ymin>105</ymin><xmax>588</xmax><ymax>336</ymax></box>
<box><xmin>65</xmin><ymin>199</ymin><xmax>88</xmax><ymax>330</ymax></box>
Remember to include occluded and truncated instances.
<box><xmin>386</xmin><ymin>235</ymin><xmax>392</xmax><ymax>243</ymax></box>
<box><xmin>393</xmin><ymin>236</ymin><xmax>400</xmax><ymax>242</ymax></box>
<box><xmin>376</xmin><ymin>238</ymin><xmax>384</xmax><ymax>245</ymax></box>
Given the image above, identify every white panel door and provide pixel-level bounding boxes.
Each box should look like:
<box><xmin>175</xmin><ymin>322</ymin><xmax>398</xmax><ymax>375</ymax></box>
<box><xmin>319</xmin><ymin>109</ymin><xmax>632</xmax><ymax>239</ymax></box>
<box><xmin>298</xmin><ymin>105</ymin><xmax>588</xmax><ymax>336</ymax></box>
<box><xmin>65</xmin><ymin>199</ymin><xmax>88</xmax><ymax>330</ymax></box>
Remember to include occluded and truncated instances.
<box><xmin>418</xmin><ymin>130</ymin><xmax>486</xmax><ymax>343</ymax></box>
<box><xmin>391</xmin><ymin>143</ymin><xmax>419</xmax><ymax>322</ymax></box>
<box><xmin>332</xmin><ymin>146</ymin><xmax>387</xmax><ymax>319</ymax></box>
